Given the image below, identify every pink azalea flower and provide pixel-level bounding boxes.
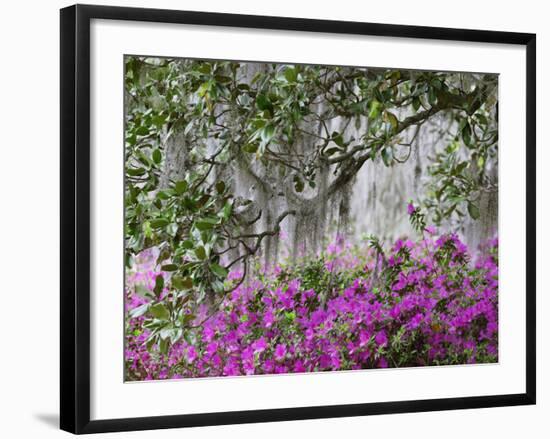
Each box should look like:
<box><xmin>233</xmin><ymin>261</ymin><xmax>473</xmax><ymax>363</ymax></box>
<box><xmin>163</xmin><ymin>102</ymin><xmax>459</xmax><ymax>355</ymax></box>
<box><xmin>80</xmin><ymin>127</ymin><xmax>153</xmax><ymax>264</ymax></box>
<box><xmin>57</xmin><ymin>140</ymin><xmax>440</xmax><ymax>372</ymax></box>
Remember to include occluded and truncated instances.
<box><xmin>375</xmin><ymin>330</ymin><xmax>388</xmax><ymax>347</ymax></box>
<box><xmin>274</xmin><ymin>344</ymin><xmax>287</xmax><ymax>361</ymax></box>
<box><xmin>252</xmin><ymin>337</ymin><xmax>267</xmax><ymax>353</ymax></box>
<box><xmin>186</xmin><ymin>346</ymin><xmax>198</xmax><ymax>364</ymax></box>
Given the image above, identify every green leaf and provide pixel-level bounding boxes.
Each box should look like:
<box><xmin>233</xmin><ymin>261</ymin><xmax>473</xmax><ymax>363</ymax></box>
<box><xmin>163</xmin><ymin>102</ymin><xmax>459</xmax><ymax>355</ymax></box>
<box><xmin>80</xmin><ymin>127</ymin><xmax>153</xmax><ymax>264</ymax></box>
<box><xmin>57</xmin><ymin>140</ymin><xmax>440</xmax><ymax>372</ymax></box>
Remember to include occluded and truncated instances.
<box><xmin>159</xmin><ymin>337</ymin><xmax>169</xmax><ymax>354</ymax></box>
<box><xmin>161</xmin><ymin>264</ymin><xmax>177</xmax><ymax>272</ymax></box>
<box><xmin>152</xmin><ymin>114</ymin><xmax>168</xmax><ymax>128</ymax></box>
<box><xmin>182</xmin><ymin>197</ymin><xmax>197</xmax><ymax>211</ymax></box>
<box><xmin>136</xmin><ymin>151</ymin><xmax>152</xmax><ymax>168</ymax></box>
<box><xmin>455</xmin><ymin>162</ymin><xmax>468</xmax><ymax>175</ymax></box>
<box><xmin>476</xmin><ymin>113</ymin><xmax>488</xmax><ymax>126</ymax></box>
<box><xmin>477</xmin><ymin>155</ymin><xmax>485</xmax><ymax>169</ymax></box>
<box><xmin>149</xmin><ymin>303</ymin><xmax>170</xmax><ymax>320</ymax></box>
<box><xmin>156</xmin><ymin>190</ymin><xmax>172</xmax><ymax>200</ymax></box>
<box><xmin>368</xmin><ymin>100</ymin><xmax>381</xmax><ymax>119</ymax></box>
<box><xmin>181</xmin><ymin>240</ymin><xmax>194</xmax><ymax>250</ymax></box>
<box><xmin>153</xmin><ymin>274</ymin><xmax>164</xmax><ymax>297</ymax></box>
<box><xmin>181</xmin><ymin>314</ymin><xmax>196</xmax><ymax>325</ymax></box>
<box><xmin>381</xmin><ymin>147</ymin><xmax>393</xmax><ymax>167</ymax></box>
<box><xmin>195</xmin><ymin>246</ymin><xmax>207</xmax><ymax>260</ymax></box>
<box><xmin>198</xmin><ymin>63</ymin><xmax>211</xmax><ymax>74</ymax></box>
<box><xmin>284</xmin><ymin>67</ymin><xmax>297</xmax><ymax>83</ymax></box>
<box><xmin>221</xmin><ymin>201</ymin><xmax>233</xmax><ymax>220</ymax></box>
<box><xmin>331</xmin><ymin>131</ymin><xmax>345</xmax><ymax>147</ymax></box>
<box><xmin>256</xmin><ymin>94</ymin><xmax>271</xmax><ymax>111</ymax></box>
<box><xmin>196</xmin><ymin>221</ymin><xmax>214</xmax><ymax>231</ymax></box>
<box><xmin>467</xmin><ymin>201</ymin><xmax>480</xmax><ymax>220</ymax></box>
<box><xmin>203</xmin><ymin>216</ymin><xmax>221</xmax><ymax>224</ymax></box>
<box><xmin>243</xmin><ymin>143</ymin><xmax>258</xmax><ymax>153</ymax></box>
<box><xmin>150</xmin><ymin>218</ymin><xmax>169</xmax><ymax>228</ymax></box>
<box><xmin>215</xmin><ymin>75</ymin><xmax>232</xmax><ymax>84</ymax></box>
<box><xmin>293</xmin><ymin>175</ymin><xmax>305</xmax><ymax>193</ymax></box>
<box><xmin>210</xmin><ymin>263</ymin><xmax>228</xmax><ymax>279</ymax></box>
<box><xmin>261</xmin><ymin>124</ymin><xmax>275</xmax><ymax>144</ymax></box>
<box><xmin>195</xmin><ymin>221</ymin><xmax>215</xmax><ymax>231</ymax></box>
<box><xmin>284</xmin><ymin>310</ymin><xmax>296</xmax><ymax>322</ymax></box>
<box><xmin>172</xmin><ymin>276</ymin><xmax>193</xmax><ymax>290</ymax></box>
<box><xmin>197</xmin><ymin>81</ymin><xmax>210</xmax><ymax>97</ymax></box>
<box><xmin>135</xmin><ymin>126</ymin><xmax>149</xmax><ymax>136</ymax></box>
<box><xmin>175</xmin><ymin>180</ymin><xmax>188</xmax><ymax>195</ymax></box>
<box><xmin>152</xmin><ymin>149</ymin><xmax>162</xmax><ymax>164</ymax></box>
<box><xmin>462</xmin><ymin>122</ymin><xmax>472</xmax><ymax>147</ymax></box>
<box><xmin>127</xmin><ymin>167</ymin><xmax>146</xmax><ymax>177</ymax></box>
<box><xmin>431</xmin><ymin>78</ymin><xmax>443</xmax><ymax>90</ymax></box>
<box><xmin>129</xmin><ymin>303</ymin><xmax>149</xmax><ymax>318</ymax></box>
<box><xmin>146</xmin><ymin>336</ymin><xmax>157</xmax><ymax>351</ymax></box>
<box><xmin>385</xmin><ymin>111</ymin><xmax>399</xmax><ymax>132</ymax></box>
<box><xmin>428</xmin><ymin>87</ymin><xmax>438</xmax><ymax>106</ymax></box>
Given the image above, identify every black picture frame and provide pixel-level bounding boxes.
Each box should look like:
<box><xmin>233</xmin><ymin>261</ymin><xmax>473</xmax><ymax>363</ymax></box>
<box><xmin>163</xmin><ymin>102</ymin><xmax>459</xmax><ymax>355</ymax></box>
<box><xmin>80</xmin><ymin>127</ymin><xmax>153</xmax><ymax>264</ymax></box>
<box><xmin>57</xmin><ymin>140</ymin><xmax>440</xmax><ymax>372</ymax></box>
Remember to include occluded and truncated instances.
<box><xmin>60</xmin><ymin>4</ymin><xmax>536</xmax><ymax>434</ymax></box>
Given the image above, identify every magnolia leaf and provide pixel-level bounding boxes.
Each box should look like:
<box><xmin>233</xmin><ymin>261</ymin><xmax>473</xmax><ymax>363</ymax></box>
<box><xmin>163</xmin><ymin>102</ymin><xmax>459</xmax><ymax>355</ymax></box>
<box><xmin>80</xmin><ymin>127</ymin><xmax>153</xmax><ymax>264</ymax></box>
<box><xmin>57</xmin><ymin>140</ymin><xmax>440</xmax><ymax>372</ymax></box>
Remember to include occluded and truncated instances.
<box><xmin>150</xmin><ymin>218</ymin><xmax>169</xmax><ymax>228</ymax></box>
<box><xmin>332</xmin><ymin>131</ymin><xmax>345</xmax><ymax>147</ymax></box>
<box><xmin>152</xmin><ymin>149</ymin><xmax>162</xmax><ymax>164</ymax></box>
<box><xmin>195</xmin><ymin>246</ymin><xmax>207</xmax><ymax>260</ymax></box>
<box><xmin>159</xmin><ymin>337</ymin><xmax>169</xmax><ymax>354</ymax></box>
<box><xmin>210</xmin><ymin>263</ymin><xmax>228</xmax><ymax>279</ymax></box>
<box><xmin>221</xmin><ymin>201</ymin><xmax>233</xmax><ymax>220</ymax></box>
<box><xmin>261</xmin><ymin>124</ymin><xmax>275</xmax><ymax>144</ymax></box>
<box><xmin>173</xmin><ymin>276</ymin><xmax>193</xmax><ymax>290</ymax></box>
<box><xmin>153</xmin><ymin>275</ymin><xmax>164</xmax><ymax>297</ymax></box>
<box><xmin>467</xmin><ymin>201</ymin><xmax>480</xmax><ymax>220</ymax></box>
<box><xmin>161</xmin><ymin>264</ymin><xmax>177</xmax><ymax>272</ymax></box>
<box><xmin>462</xmin><ymin>122</ymin><xmax>472</xmax><ymax>147</ymax></box>
<box><xmin>195</xmin><ymin>221</ymin><xmax>215</xmax><ymax>231</ymax></box>
<box><xmin>135</xmin><ymin>126</ymin><xmax>149</xmax><ymax>136</ymax></box>
<box><xmin>149</xmin><ymin>303</ymin><xmax>170</xmax><ymax>320</ymax></box>
<box><xmin>385</xmin><ymin>111</ymin><xmax>399</xmax><ymax>132</ymax></box>
<box><xmin>175</xmin><ymin>180</ymin><xmax>188</xmax><ymax>195</ymax></box>
<box><xmin>256</xmin><ymin>94</ymin><xmax>271</xmax><ymax>111</ymax></box>
<box><xmin>284</xmin><ymin>67</ymin><xmax>297</xmax><ymax>83</ymax></box>
<box><xmin>368</xmin><ymin>100</ymin><xmax>381</xmax><ymax>119</ymax></box>
<box><xmin>181</xmin><ymin>240</ymin><xmax>194</xmax><ymax>250</ymax></box>
<box><xmin>381</xmin><ymin>148</ymin><xmax>393</xmax><ymax>167</ymax></box>
<box><xmin>243</xmin><ymin>143</ymin><xmax>258</xmax><ymax>153</ymax></box>
<box><xmin>293</xmin><ymin>175</ymin><xmax>305</xmax><ymax>193</ymax></box>
<box><xmin>127</xmin><ymin>167</ymin><xmax>146</xmax><ymax>177</ymax></box>
<box><xmin>129</xmin><ymin>303</ymin><xmax>149</xmax><ymax>318</ymax></box>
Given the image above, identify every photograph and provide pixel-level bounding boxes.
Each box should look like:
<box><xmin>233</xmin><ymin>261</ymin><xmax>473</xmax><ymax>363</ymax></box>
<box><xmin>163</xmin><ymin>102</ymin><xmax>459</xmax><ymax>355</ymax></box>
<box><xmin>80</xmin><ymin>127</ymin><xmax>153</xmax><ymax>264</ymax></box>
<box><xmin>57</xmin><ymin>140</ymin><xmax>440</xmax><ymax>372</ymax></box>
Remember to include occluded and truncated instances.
<box><xmin>123</xmin><ymin>56</ymin><xmax>499</xmax><ymax>381</ymax></box>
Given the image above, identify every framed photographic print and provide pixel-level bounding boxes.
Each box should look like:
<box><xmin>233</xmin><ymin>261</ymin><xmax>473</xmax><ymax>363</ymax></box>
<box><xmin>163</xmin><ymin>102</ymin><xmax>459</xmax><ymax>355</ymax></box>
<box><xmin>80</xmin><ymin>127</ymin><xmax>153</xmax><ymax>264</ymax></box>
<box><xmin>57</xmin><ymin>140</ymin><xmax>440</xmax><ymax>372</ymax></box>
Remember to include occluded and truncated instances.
<box><xmin>60</xmin><ymin>4</ymin><xmax>536</xmax><ymax>434</ymax></box>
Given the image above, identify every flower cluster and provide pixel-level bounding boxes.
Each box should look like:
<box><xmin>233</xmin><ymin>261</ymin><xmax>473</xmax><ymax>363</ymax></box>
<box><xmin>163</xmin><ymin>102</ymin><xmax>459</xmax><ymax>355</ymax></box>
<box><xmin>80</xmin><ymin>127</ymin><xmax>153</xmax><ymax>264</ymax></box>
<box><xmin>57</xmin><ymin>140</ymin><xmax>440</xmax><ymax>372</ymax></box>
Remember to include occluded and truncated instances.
<box><xmin>125</xmin><ymin>232</ymin><xmax>498</xmax><ymax>381</ymax></box>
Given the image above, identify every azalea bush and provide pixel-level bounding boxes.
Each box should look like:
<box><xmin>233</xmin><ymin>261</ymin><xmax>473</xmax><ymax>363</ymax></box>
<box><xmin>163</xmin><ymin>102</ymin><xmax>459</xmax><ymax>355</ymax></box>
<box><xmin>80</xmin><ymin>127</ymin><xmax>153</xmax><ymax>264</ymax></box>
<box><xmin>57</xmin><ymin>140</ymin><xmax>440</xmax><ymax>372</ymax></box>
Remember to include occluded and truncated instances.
<box><xmin>123</xmin><ymin>58</ymin><xmax>499</xmax><ymax>381</ymax></box>
<box><xmin>125</xmin><ymin>230</ymin><xmax>498</xmax><ymax>380</ymax></box>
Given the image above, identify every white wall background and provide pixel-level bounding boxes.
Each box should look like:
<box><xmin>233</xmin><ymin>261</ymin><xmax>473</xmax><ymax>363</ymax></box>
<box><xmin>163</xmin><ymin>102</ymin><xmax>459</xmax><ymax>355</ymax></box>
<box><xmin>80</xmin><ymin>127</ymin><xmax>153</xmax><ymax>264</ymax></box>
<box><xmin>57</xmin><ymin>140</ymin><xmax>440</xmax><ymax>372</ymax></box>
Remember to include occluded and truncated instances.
<box><xmin>0</xmin><ymin>0</ymin><xmax>546</xmax><ymax>437</ymax></box>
